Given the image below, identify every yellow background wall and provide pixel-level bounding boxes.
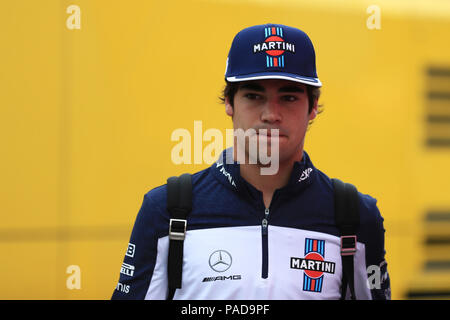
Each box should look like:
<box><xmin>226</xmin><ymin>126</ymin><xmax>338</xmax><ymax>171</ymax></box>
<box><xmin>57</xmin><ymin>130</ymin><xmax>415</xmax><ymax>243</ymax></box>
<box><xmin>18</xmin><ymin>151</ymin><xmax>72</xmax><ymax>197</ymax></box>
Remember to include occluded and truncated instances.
<box><xmin>1</xmin><ymin>0</ymin><xmax>450</xmax><ymax>299</ymax></box>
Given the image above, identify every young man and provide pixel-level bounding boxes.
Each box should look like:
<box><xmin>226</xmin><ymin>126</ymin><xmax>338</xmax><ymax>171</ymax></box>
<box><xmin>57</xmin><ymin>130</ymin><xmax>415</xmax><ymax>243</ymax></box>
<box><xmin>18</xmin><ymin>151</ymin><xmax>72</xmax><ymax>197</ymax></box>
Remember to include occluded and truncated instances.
<box><xmin>111</xmin><ymin>24</ymin><xmax>390</xmax><ymax>300</ymax></box>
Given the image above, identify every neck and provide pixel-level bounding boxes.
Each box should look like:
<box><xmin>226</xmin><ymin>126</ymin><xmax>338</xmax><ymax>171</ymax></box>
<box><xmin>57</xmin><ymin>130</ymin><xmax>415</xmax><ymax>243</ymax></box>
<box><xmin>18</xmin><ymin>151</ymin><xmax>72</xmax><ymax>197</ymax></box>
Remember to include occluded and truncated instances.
<box><xmin>236</xmin><ymin>147</ymin><xmax>304</xmax><ymax>209</ymax></box>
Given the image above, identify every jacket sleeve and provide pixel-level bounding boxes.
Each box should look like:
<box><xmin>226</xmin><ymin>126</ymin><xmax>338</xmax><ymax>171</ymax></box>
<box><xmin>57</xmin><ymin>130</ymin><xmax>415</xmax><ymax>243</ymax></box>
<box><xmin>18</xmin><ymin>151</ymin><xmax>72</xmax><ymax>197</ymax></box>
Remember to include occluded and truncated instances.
<box><xmin>111</xmin><ymin>191</ymin><xmax>169</xmax><ymax>300</ymax></box>
<box><xmin>359</xmin><ymin>195</ymin><xmax>391</xmax><ymax>300</ymax></box>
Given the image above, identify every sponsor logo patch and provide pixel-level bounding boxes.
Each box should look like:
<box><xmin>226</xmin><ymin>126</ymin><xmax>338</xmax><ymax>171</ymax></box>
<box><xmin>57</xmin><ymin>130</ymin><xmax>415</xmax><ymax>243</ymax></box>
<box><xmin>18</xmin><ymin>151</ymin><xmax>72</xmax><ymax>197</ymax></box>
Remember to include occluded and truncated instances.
<box><xmin>202</xmin><ymin>250</ymin><xmax>242</xmax><ymax>283</ymax></box>
<box><xmin>120</xmin><ymin>263</ymin><xmax>135</xmax><ymax>277</ymax></box>
<box><xmin>253</xmin><ymin>26</ymin><xmax>294</xmax><ymax>68</ymax></box>
<box><xmin>290</xmin><ymin>238</ymin><xmax>335</xmax><ymax>293</ymax></box>
<box><xmin>126</xmin><ymin>243</ymin><xmax>135</xmax><ymax>258</ymax></box>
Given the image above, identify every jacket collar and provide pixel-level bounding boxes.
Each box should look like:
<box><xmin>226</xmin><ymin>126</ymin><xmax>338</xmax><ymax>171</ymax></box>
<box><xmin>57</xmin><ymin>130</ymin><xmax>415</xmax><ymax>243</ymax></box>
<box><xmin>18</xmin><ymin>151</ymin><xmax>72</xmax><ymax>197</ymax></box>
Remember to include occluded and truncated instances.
<box><xmin>211</xmin><ymin>147</ymin><xmax>317</xmax><ymax>198</ymax></box>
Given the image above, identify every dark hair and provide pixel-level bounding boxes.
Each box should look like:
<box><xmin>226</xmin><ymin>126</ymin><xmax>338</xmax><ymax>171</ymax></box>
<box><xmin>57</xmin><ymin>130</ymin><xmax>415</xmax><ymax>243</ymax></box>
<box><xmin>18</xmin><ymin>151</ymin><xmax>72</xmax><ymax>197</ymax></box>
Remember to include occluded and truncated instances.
<box><xmin>219</xmin><ymin>81</ymin><xmax>323</xmax><ymax>119</ymax></box>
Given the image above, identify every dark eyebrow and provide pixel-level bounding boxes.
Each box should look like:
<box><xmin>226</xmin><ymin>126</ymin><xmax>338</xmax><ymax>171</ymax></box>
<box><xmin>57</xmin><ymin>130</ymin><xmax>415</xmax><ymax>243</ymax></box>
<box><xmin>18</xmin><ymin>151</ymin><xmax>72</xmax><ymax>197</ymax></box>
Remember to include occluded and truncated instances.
<box><xmin>238</xmin><ymin>83</ymin><xmax>305</xmax><ymax>93</ymax></box>
<box><xmin>238</xmin><ymin>83</ymin><xmax>265</xmax><ymax>92</ymax></box>
<box><xmin>278</xmin><ymin>85</ymin><xmax>305</xmax><ymax>93</ymax></box>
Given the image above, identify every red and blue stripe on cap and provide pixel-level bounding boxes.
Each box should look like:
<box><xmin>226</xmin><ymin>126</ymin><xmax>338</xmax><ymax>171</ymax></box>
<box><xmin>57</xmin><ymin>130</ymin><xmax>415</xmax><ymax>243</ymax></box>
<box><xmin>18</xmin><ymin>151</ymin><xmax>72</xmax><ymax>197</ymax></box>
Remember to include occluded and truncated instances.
<box><xmin>264</xmin><ymin>26</ymin><xmax>285</xmax><ymax>68</ymax></box>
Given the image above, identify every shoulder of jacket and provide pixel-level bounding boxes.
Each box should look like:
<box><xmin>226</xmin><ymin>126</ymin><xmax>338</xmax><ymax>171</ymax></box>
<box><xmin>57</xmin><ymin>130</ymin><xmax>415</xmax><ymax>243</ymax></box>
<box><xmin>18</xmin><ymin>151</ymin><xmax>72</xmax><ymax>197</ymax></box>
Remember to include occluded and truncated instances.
<box><xmin>142</xmin><ymin>167</ymin><xmax>213</xmax><ymax>209</ymax></box>
<box><xmin>317</xmin><ymin>171</ymin><xmax>384</xmax><ymax>225</ymax></box>
<box><xmin>357</xmin><ymin>191</ymin><xmax>383</xmax><ymax>223</ymax></box>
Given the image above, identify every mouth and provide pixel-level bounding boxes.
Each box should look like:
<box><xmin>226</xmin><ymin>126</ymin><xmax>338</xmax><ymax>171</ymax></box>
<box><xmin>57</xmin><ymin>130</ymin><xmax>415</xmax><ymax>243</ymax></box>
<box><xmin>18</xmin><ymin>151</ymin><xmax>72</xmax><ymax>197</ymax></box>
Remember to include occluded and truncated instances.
<box><xmin>255</xmin><ymin>129</ymin><xmax>287</xmax><ymax>138</ymax></box>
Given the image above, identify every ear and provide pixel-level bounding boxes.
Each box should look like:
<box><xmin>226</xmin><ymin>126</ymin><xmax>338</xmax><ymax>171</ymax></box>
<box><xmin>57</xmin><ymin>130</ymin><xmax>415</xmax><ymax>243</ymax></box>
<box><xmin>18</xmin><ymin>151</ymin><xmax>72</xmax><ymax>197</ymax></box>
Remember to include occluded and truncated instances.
<box><xmin>308</xmin><ymin>98</ymin><xmax>318</xmax><ymax>121</ymax></box>
<box><xmin>225</xmin><ymin>96</ymin><xmax>234</xmax><ymax>117</ymax></box>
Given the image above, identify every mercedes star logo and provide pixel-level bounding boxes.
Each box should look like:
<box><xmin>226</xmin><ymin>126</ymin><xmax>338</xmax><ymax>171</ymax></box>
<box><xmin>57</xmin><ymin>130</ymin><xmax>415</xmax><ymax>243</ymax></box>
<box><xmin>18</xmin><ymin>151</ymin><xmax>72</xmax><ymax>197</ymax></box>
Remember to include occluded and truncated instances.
<box><xmin>208</xmin><ymin>250</ymin><xmax>232</xmax><ymax>272</ymax></box>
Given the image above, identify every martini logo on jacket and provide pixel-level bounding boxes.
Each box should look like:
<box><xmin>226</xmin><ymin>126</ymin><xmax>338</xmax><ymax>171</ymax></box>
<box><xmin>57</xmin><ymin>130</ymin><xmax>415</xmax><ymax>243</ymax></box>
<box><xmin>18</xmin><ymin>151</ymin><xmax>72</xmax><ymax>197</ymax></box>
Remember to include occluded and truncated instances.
<box><xmin>253</xmin><ymin>27</ymin><xmax>294</xmax><ymax>68</ymax></box>
<box><xmin>290</xmin><ymin>238</ymin><xmax>335</xmax><ymax>293</ymax></box>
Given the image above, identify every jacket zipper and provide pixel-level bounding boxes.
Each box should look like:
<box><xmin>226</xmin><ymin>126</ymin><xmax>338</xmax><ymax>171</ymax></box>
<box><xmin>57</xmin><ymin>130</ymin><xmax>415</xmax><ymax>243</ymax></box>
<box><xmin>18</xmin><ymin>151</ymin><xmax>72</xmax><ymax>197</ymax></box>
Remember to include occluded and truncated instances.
<box><xmin>261</xmin><ymin>207</ymin><xmax>269</xmax><ymax>279</ymax></box>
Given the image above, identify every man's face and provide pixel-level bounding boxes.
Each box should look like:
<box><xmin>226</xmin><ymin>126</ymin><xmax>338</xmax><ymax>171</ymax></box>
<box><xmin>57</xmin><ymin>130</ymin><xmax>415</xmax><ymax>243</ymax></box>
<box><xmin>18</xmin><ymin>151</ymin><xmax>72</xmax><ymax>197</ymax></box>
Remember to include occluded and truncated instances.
<box><xmin>225</xmin><ymin>79</ymin><xmax>318</xmax><ymax>165</ymax></box>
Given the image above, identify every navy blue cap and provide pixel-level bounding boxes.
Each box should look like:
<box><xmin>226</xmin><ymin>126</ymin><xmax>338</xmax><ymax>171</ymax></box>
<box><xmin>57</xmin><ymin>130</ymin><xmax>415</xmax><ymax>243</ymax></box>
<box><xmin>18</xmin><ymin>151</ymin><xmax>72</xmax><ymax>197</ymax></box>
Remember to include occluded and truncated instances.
<box><xmin>225</xmin><ymin>24</ymin><xmax>321</xmax><ymax>87</ymax></box>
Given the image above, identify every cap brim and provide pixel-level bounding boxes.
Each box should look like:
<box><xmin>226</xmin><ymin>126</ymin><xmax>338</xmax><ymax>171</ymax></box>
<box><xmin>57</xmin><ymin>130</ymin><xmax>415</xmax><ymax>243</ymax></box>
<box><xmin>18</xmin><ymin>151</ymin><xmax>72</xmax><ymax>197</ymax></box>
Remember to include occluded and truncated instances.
<box><xmin>226</xmin><ymin>72</ymin><xmax>322</xmax><ymax>87</ymax></box>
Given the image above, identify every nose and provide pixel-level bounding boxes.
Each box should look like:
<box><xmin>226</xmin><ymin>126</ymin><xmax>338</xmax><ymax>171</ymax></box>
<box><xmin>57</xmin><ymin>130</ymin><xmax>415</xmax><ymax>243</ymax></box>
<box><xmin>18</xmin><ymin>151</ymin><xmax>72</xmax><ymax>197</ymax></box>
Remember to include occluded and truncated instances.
<box><xmin>260</xmin><ymin>98</ymin><xmax>282</xmax><ymax>123</ymax></box>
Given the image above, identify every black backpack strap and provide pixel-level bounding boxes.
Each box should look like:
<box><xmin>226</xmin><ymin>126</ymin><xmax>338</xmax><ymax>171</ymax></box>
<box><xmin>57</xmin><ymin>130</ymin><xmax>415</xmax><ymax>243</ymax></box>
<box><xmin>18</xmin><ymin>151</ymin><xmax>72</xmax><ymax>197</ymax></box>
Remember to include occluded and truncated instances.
<box><xmin>166</xmin><ymin>173</ymin><xmax>192</xmax><ymax>300</ymax></box>
<box><xmin>332</xmin><ymin>178</ymin><xmax>360</xmax><ymax>300</ymax></box>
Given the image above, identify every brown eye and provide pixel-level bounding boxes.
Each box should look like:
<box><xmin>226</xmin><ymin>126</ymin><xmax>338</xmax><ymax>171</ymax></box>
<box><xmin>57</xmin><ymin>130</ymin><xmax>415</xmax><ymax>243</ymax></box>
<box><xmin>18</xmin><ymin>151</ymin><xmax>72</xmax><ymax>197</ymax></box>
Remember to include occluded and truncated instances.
<box><xmin>245</xmin><ymin>93</ymin><xmax>262</xmax><ymax>100</ymax></box>
<box><xmin>281</xmin><ymin>95</ymin><xmax>298</xmax><ymax>102</ymax></box>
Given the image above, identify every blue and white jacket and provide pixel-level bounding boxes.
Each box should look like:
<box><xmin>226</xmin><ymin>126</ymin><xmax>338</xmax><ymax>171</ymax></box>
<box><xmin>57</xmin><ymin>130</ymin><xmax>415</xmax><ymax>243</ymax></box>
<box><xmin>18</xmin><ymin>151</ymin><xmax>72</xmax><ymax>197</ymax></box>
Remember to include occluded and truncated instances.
<box><xmin>111</xmin><ymin>148</ymin><xmax>390</xmax><ymax>300</ymax></box>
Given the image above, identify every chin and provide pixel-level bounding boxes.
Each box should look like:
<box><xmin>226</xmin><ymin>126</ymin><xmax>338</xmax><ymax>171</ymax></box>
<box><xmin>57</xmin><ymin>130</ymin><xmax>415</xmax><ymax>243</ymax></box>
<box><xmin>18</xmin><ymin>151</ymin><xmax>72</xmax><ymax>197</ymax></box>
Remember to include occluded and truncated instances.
<box><xmin>278</xmin><ymin>145</ymin><xmax>303</xmax><ymax>163</ymax></box>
